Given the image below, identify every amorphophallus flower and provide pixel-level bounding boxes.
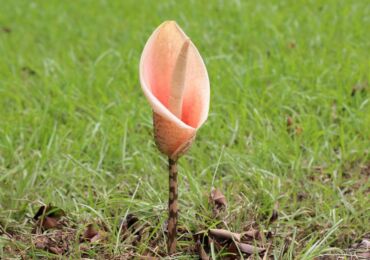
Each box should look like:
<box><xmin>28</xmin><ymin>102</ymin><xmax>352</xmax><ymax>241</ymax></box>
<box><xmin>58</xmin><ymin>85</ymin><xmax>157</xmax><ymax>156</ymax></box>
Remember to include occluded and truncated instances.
<box><xmin>139</xmin><ymin>21</ymin><xmax>210</xmax><ymax>254</ymax></box>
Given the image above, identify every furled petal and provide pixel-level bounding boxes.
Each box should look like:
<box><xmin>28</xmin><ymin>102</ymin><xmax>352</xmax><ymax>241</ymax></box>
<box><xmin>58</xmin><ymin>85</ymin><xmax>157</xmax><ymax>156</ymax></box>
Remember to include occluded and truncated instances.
<box><xmin>140</xmin><ymin>21</ymin><xmax>210</xmax><ymax>158</ymax></box>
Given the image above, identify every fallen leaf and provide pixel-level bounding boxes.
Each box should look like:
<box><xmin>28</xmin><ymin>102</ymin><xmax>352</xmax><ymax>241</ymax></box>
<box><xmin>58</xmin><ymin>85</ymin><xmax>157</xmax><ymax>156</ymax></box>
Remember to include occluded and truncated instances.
<box><xmin>209</xmin><ymin>229</ymin><xmax>241</xmax><ymax>242</ymax></box>
<box><xmin>358</xmin><ymin>252</ymin><xmax>370</xmax><ymax>259</ymax></box>
<box><xmin>33</xmin><ymin>204</ymin><xmax>65</xmax><ymax>220</ymax></box>
<box><xmin>32</xmin><ymin>229</ymin><xmax>75</xmax><ymax>255</ymax></box>
<box><xmin>119</xmin><ymin>213</ymin><xmax>139</xmax><ymax>231</ymax></box>
<box><xmin>286</xmin><ymin>116</ymin><xmax>293</xmax><ymax>128</ymax></box>
<box><xmin>34</xmin><ymin>235</ymin><xmax>49</xmax><ymax>249</ymax></box>
<box><xmin>90</xmin><ymin>233</ymin><xmax>101</xmax><ymax>243</ymax></box>
<box><xmin>351</xmin><ymin>238</ymin><xmax>370</xmax><ymax>259</ymax></box>
<box><xmin>33</xmin><ymin>204</ymin><xmax>65</xmax><ymax>230</ymax></box>
<box><xmin>83</xmin><ymin>224</ymin><xmax>98</xmax><ymax>241</ymax></box>
<box><xmin>360</xmin><ymin>164</ymin><xmax>370</xmax><ymax>177</ymax></box>
<box><xmin>297</xmin><ymin>191</ymin><xmax>308</xmax><ymax>201</ymax></box>
<box><xmin>196</xmin><ymin>239</ymin><xmax>210</xmax><ymax>260</ymax></box>
<box><xmin>287</xmin><ymin>116</ymin><xmax>293</xmax><ymax>133</ymax></box>
<box><xmin>118</xmin><ymin>213</ymin><xmax>142</xmax><ymax>244</ymax></box>
<box><xmin>236</xmin><ymin>242</ymin><xmax>265</xmax><ymax>254</ymax></box>
<box><xmin>268</xmin><ymin>202</ymin><xmax>279</xmax><ymax>224</ymax></box>
<box><xmin>287</xmin><ymin>116</ymin><xmax>303</xmax><ymax>136</ymax></box>
<box><xmin>33</xmin><ymin>205</ymin><xmax>47</xmax><ymax>220</ymax></box>
<box><xmin>49</xmin><ymin>246</ymin><xmax>63</xmax><ymax>255</ymax></box>
<box><xmin>90</xmin><ymin>231</ymin><xmax>107</xmax><ymax>243</ymax></box>
<box><xmin>361</xmin><ymin>239</ymin><xmax>370</xmax><ymax>248</ymax></box>
<box><xmin>41</xmin><ymin>216</ymin><xmax>59</xmax><ymax>229</ymax></box>
<box><xmin>295</xmin><ymin>126</ymin><xmax>303</xmax><ymax>135</ymax></box>
<box><xmin>210</xmin><ymin>188</ymin><xmax>227</xmax><ymax>208</ymax></box>
<box><xmin>243</xmin><ymin>228</ymin><xmax>261</xmax><ymax>240</ymax></box>
<box><xmin>79</xmin><ymin>243</ymin><xmax>90</xmax><ymax>252</ymax></box>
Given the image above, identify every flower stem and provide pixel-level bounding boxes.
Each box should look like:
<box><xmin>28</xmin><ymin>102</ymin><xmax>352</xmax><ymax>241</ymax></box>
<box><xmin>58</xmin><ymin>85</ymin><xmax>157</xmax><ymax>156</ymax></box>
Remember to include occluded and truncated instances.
<box><xmin>168</xmin><ymin>157</ymin><xmax>178</xmax><ymax>255</ymax></box>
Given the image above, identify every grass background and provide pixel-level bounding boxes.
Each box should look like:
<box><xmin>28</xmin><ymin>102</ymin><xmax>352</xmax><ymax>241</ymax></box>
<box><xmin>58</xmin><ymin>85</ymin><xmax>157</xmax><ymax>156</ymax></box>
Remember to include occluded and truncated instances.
<box><xmin>0</xmin><ymin>0</ymin><xmax>369</xmax><ymax>258</ymax></box>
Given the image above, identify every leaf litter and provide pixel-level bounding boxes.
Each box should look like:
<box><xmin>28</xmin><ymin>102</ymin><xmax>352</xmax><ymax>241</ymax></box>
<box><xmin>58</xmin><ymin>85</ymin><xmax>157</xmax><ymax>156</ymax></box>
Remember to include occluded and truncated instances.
<box><xmin>1</xmin><ymin>185</ymin><xmax>367</xmax><ymax>258</ymax></box>
<box><xmin>210</xmin><ymin>187</ymin><xmax>227</xmax><ymax>217</ymax></box>
<box><xmin>33</xmin><ymin>204</ymin><xmax>66</xmax><ymax>231</ymax></box>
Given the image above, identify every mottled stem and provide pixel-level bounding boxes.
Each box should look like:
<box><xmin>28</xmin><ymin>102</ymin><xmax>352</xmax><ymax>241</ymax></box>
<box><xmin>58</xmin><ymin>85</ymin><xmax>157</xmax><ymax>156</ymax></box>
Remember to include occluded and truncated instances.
<box><xmin>168</xmin><ymin>158</ymin><xmax>178</xmax><ymax>255</ymax></box>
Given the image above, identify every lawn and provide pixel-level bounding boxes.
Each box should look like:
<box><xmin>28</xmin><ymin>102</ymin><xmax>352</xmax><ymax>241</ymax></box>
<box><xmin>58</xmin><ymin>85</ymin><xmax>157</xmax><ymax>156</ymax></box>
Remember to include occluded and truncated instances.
<box><xmin>0</xmin><ymin>0</ymin><xmax>369</xmax><ymax>259</ymax></box>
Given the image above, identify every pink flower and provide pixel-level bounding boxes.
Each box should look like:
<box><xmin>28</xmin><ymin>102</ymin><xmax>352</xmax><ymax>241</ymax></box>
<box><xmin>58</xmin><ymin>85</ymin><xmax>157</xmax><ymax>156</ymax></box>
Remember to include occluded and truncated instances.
<box><xmin>140</xmin><ymin>21</ymin><xmax>210</xmax><ymax>159</ymax></box>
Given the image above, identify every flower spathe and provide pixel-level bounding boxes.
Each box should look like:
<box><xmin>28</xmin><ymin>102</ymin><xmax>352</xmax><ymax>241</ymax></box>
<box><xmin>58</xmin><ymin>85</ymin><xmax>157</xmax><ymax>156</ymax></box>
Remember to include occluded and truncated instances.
<box><xmin>140</xmin><ymin>21</ymin><xmax>210</xmax><ymax>159</ymax></box>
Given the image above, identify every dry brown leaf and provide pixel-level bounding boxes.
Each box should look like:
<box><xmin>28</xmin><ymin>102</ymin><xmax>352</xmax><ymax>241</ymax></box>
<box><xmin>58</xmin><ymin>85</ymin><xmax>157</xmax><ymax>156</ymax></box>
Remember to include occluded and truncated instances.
<box><xmin>360</xmin><ymin>164</ymin><xmax>370</xmax><ymax>176</ymax></box>
<box><xmin>295</xmin><ymin>126</ymin><xmax>303</xmax><ymax>135</ymax></box>
<box><xmin>269</xmin><ymin>202</ymin><xmax>279</xmax><ymax>224</ymax></box>
<box><xmin>351</xmin><ymin>238</ymin><xmax>370</xmax><ymax>259</ymax></box>
<box><xmin>49</xmin><ymin>246</ymin><xmax>63</xmax><ymax>255</ymax></box>
<box><xmin>32</xmin><ymin>230</ymin><xmax>75</xmax><ymax>255</ymax></box>
<box><xmin>210</xmin><ymin>187</ymin><xmax>227</xmax><ymax>208</ymax></box>
<box><xmin>287</xmin><ymin>116</ymin><xmax>303</xmax><ymax>136</ymax></box>
<box><xmin>79</xmin><ymin>243</ymin><xmax>90</xmax><ymax>252</ymax></box>
<box><xmin>361</xmin><ymin>239</ymin><xmax>370</xmax><ymax>248</ymax></box>
<box><xmin>209</xmin><ymin>229</ymin><xmax>241</xmax><ymax>242</ymax></box>
<box><xmin>118</xmin><ymin>213</ymin><xmax>139</xmax><ymax>237</ymax></box>
<box><xmin>42</xmin><ymin>217</ymin><xmax>60</xmax><ymax>229</ymax></box>
<box><xmin>90</xmin><ymin>231</ymin><xmax>107</xmax><ymax>243</ymax></box>
<box><xmin>34</xmin><ymin>235</ymin><xmax>49</xmax><ymax>249</ymax></box>
<box><xmin>196</xmin><ymin>239</ymin><xmax>210</xmax><ymax>260</ymax></box>
<box><xmin>236</xmin><ymin>242</ymin><xmax>265</xmax><ymax>254</ymax></box>
<box><xmin>357</xmin><ymin>251</ymin><xmax>370</xmax><ymax>259</ymax></box>
<box><xmin>243</xmin><ymin>228</ymin><xmax>261</xmax><ymax>240</ymax></box>
<box><xmin>120</xmin><ymin>213</ymin><xmax>139</xmax><ymax>229</ymax></box>
<box><xmin>287</xmin><ymin>116</ymin><xmax>293</xmax><ymax>128</ymax></box>
<box><xmin>33</xmin><ymin>204</ymin><xmax>65</xmax><ymax>230</ymax></box>
<box><xmin>83</xmin><ymin>224</ymin><xmax>99</xmax><ymax>241</ymax></box>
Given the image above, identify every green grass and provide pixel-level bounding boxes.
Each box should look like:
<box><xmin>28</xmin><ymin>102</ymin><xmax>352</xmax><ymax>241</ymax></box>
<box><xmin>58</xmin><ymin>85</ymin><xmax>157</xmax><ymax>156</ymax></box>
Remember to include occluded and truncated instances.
<box><xmin>0</xmin><ymin>0</ymin><xmax>369</xmax><ymax>259</ymax></box>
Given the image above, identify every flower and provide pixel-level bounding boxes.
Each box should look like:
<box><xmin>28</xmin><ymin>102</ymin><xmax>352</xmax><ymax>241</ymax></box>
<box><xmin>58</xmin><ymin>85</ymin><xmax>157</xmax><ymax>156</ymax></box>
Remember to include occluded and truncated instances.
<box><xmin>140</xmin><ymin>21</ymin><xmax>210</xmax><ymax>159</ymax></box>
